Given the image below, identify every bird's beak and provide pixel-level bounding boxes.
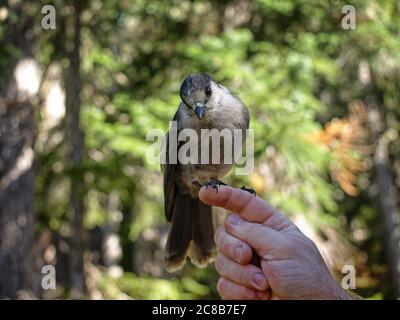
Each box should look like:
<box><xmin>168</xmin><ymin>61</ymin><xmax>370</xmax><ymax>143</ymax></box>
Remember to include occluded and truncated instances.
<box><xmin>194</xmin><ymin>104</ymin><xmax>206</xmax><ymax>119</ymax></box>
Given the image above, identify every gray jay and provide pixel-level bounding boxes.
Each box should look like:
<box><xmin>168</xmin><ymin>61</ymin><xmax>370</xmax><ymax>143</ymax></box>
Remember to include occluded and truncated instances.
<box><xmin>162</xmin><ymin>73</ymin><xmax>251</xmax><ymax>272</ymax></box>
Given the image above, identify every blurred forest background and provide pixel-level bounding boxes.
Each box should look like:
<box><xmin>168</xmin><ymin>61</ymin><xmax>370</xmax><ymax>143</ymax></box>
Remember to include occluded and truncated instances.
<box><xmin>0</xmin><ymin>0</ymin><xmax>399</xmax><ymax>299</ymax></box>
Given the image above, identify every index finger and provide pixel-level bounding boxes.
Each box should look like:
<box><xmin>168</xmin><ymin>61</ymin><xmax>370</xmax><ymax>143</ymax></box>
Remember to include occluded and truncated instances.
<box><xmin>199</xmin><ymin>185</ymin><xmax>289</xmax><ymax>227</ymax></box>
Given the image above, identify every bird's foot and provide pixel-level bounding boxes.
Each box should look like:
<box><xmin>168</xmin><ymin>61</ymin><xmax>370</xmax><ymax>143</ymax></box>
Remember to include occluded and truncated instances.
<box><xmin>241</xmin><ymin>186</ymin><xmax>256</xmax><ymax>196</ymax></box>
<box><xmin>205</xmin><ymin>180</ymin><xmax>227</xmax><ymax>193</ymax></box>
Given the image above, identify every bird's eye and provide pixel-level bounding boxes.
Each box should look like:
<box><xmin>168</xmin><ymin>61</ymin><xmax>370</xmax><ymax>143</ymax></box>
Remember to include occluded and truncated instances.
<box><xmin>205</xmin><ymin>86</ymin><xmax>211</xmax><ymax>96</ymax></box>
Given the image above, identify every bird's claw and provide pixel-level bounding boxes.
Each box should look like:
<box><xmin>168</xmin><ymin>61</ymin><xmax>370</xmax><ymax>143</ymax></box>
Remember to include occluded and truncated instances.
<box><xmin>205</xmin><ymin>180</ymin><xmax>226</xmax><ymax>193</ymax></box>
<box><xmin>241</xmin><ymin>186</ymin><xmax>256</xmax><ymax>196</ymax></box>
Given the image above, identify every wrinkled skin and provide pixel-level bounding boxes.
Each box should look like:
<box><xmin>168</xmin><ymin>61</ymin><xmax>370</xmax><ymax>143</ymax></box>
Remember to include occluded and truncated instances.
<box><xmin>199</xmin><ymin>186</ymin><xmax>351</xmax><ymax>300</ymax></box>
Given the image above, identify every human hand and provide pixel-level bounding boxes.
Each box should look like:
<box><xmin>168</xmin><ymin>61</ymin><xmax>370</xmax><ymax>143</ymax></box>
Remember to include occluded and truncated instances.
<box><xmin>199</xmin><ymin>185</ymin><xmax>351</xmax><ymax>300</ymax></box>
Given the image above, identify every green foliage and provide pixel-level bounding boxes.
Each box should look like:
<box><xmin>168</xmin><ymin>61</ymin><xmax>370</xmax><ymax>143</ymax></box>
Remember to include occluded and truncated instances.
<box><xmin>21</xmin><ymin>0</ymin><xmax>400</xmax><ymax>299</ymax></box>
<box><xmin>99</xmin><ymin>273</ymin><xmax>210</xmax><ymax>299</ymax></box>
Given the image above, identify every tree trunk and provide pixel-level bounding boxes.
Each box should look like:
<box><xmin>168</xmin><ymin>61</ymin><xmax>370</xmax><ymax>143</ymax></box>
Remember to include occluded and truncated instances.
<box><xmin>64</xmin><ymin>0</ymin><xmax>85</xmax><ymax>298</ymax></box>
<box><xmin>361</xmin><ymin>59</ymin><xmax>400</xmax><ymax>298</ymax></box>
<box><xmin>0</xmin><ymin>101</ymin><xmax>35</xmax><ymax>299</ymax></box>
<box><xmin>0</xmin><ymin>4</ymin><xmax>37</xmax><ymax>299</ymax></box>
<box><xmin>368</xmin><ymin>108</ymin><xmax>400</xmax><ymax>298</ymax></box>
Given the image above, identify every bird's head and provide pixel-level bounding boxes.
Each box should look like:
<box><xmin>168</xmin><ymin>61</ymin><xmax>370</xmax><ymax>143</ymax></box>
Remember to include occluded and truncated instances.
<box><xmin>180</xmin><ymin>73</ymin><xmax>213</xmax><ymax>119</ymax></box>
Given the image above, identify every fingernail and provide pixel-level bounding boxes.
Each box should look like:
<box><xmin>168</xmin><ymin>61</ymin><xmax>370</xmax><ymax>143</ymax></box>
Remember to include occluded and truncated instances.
<box><xmin>228</xmin><ymin>215</ymin><xmax>241</xmax><ymax>226</ymax></box>
<box><xmin>252</xmin><ymin>273</ymin><xmax>267</xmax><ymax>290</ymax></box>
<box><xmin>233</xmin><ymin>246</ymin><xmax>243</xmax><ymax>261</ymax></box>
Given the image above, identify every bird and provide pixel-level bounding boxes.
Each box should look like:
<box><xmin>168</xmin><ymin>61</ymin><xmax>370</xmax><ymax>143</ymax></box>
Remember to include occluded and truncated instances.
<box><xmin>162</xmin><ymin>73</ymin><xmax>251</xmax><ymax>272</ymax></box>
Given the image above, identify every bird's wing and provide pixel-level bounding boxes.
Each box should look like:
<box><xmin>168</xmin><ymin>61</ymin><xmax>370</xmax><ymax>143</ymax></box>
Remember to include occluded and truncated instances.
<box><xmin>162</xmin><ymin>108</ymin><xmax>183</xmax><ymax>222</ymax></box>
<box><xmin>162</xmin><ymin>133</ymin><xmax>177</xmax><ymax>222</ymax></box>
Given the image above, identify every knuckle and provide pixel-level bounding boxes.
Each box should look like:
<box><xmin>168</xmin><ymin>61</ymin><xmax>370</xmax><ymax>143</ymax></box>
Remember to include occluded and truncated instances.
<box><xmin>220</xmin><ymin>240</ymin><xmax>232</xmax><ymax>255</ymax></box>
<box><xmin>283</xmin><ymin>239</ymin><xmax>300</xmax><ymax>255</ymax></box>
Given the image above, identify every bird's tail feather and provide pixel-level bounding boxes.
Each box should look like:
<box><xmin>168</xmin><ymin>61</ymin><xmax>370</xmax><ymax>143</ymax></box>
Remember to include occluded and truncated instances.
<box><xmin>164</xmin><ymin>193</ymin><xmax>216</xmax><ymax>272</ymax></box>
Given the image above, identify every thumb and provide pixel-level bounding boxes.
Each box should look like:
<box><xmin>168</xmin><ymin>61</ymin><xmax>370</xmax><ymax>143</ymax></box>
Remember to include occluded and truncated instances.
<box><xmin>199</xmin><ymin>185</ymin><xmax>290</xmax><ymax>229</ymax></box>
